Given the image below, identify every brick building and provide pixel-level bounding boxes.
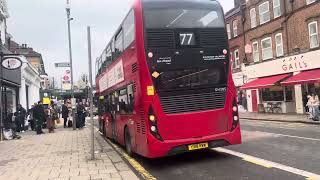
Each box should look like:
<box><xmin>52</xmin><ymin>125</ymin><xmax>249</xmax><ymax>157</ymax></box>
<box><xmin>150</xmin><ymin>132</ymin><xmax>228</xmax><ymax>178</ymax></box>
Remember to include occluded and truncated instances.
<box><xmin>227</xmin><ymin>0</ymin><xmax>320</xmax><ymax>114</ymax></box>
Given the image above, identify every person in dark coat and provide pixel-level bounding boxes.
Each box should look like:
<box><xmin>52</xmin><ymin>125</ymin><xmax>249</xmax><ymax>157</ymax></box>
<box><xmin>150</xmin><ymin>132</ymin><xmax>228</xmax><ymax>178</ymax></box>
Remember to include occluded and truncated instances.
<box><xmin>28</xmin><ymin>104</ymin><xmax>37</xmax><ymax>131</ymax></box>
<box><xmin>33</xmin><ymin>101</ymin><xmax>46</xmax><ymax>134</ymax></box>
<box><xmin>15</xmin><ymin>104</ymin><xmax>27</xmax><ymax>132</ymax></box>
<box><xmin>77</xmin><ymin>102</ymin><xmax>86</xmax><ymax>128</ymax></box>
<box><xmin>62</xmin><ymin>101</ymin><xmax>69</xmax><ymax>128</ymax></box>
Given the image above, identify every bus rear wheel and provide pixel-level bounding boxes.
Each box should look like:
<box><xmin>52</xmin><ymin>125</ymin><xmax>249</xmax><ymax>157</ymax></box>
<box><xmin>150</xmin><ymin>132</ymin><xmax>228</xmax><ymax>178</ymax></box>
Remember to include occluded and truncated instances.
<box><xmin>124</xmin><ymin>127</ymin><xmax>133</xmax><ymax>156</ymax></box>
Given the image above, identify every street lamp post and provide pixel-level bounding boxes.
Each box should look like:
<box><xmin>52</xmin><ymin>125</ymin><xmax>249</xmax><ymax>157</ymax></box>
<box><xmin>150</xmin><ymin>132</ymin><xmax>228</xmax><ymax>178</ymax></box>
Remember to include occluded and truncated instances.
<box><xmin>66</xmin><ymin>0</ymin><xmax>76</xmax><ymax>130</ymax></box>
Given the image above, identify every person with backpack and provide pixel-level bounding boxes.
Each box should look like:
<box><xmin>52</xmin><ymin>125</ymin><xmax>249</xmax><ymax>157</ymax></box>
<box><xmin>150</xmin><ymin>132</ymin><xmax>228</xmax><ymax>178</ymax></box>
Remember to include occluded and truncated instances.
<box><xmin>62</xmin><ymin>101</ymin><xmax>70</xmax><ymax>128</ymax></box>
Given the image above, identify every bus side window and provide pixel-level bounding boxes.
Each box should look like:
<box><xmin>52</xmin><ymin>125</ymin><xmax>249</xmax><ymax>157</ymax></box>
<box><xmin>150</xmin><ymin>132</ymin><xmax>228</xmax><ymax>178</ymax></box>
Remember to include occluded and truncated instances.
<box><xmin>127</xmin><ymin>84</ymin><xmax>134</xmax><ymax>114</ymax></box>
<box><xmin>118</xmin><ymin>88</ymin><xmax>128</xmax><ymax>114</ymax></box>
<box><xmin>114</xmin><ymin>29</ymin><xmax>124</xmax><ymax>60</ymax></box>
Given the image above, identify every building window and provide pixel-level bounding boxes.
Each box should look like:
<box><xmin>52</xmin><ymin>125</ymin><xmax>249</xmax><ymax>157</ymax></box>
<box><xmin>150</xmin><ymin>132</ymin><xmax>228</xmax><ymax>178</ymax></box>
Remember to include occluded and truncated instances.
<box><xmin>233</xmin><ymin>20</ymin><xmax>238</xmax><ymax>37</ymax></box>
<box><xmin>250</xmin><ymin>8</ymin><xmax>257</xmax><ymax>28</ymax></box>
<box><xmin>261</xmin><ymin>37</ymin><xmax>273</xmax><ymax>60</ymax></box>
<box><xmin>259</xmin><ymin>1</ymin><xmax>270</xmax><ymax>25</ymax></box>
<box><xmin>273</xmin><ymin>0</ymin><xmax>281</xmax><ymax>18</ymax></box>
<box><xmin>227</xmin><ymin>24</ymin><xmax>231</xmax><ymax>39</ymax></box>
<box><xmin>233</xmin><ymin>49</ymin><xmax>240</xmax><ymax>69</ymax></box>
<box><xmin>275</xmin><ymin>33</ymin><xmax>284</xmax><ymax>57</ymax></box>
<box><xmin>306</xmin><ymin>0</ymin><xmax>316</xmax><ymax>5</ymax></box>
<box><xmin>309</xmin><ymin>21</ymin><xmax>319</xmax><ymax>48</ymax></box>
<box><xmin>252</xmin><ymin>41</ymin><xmax>260</xmax><ymax>62</ymax></box>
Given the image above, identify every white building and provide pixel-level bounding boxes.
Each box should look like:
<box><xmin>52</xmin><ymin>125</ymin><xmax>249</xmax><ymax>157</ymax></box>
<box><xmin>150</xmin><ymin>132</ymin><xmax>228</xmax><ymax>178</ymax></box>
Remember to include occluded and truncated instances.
<box><xmin>19</xmin><ymin>56</ymin><xmax>41</xmax><ymax>110</ymax></box>
<box><xmin>0</xmin><ymin>0</ymin><xmax>9</xmax><ymax>45</ymax></box>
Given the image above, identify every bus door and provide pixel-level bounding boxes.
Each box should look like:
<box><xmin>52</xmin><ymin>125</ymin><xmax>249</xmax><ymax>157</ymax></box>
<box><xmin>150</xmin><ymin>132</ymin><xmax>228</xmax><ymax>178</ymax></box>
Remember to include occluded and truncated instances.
<box><xmin>111</xmin><ymin>92</ymin><xmax>118</xmax><ymax>141</ymax></box>
<box><xmin>117</xmin><ymin>85</ymin><xmax>135</xmax><ymax>146</ymax></box>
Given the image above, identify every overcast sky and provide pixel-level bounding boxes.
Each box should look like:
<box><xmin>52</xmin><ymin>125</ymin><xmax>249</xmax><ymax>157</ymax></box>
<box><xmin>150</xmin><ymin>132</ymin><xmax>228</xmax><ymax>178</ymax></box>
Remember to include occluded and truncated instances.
<box><xmin>7</xmin><ymin>0</ymin><xmax>234</xmax><ymax>85</ymax></box>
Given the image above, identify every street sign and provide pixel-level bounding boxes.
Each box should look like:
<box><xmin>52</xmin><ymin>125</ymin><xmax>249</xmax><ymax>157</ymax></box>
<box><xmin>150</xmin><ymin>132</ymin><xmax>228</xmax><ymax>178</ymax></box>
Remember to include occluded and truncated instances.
<box><xmin>1</xmin><ymin>56</ymin><xmax>22</xmax><ymax>70</ymax></box>
<box><xmin>55</xmin><ymin>62</ymin><xmax>70</xmax><ymax>67</ymax></box>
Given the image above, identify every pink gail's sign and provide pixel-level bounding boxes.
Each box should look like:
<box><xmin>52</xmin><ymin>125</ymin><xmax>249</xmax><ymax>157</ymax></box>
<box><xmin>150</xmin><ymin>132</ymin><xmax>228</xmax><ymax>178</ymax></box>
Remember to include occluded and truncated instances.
<box><xmin>245</xmin><ymin>50</ymin><xmax>320</xmax><ymax>79</ymax></box>
<box><xmin>281</xmin><ymin>55</ymin><xmax>308</xmax><ymax>72</ymax></box>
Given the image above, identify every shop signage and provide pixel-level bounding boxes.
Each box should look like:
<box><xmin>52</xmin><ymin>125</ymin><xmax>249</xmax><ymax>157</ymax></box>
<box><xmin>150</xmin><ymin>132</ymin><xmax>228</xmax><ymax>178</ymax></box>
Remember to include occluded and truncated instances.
<box><xmin>55</xmin><ymin>62</ymin><xmax>70</xmax><ymax>67</ymax></box>
<box><xmin>1</xmin><ymin>56</ymin><xmax>22</xmax><ymax>70</ymax></box>
<box><xmin>245</xmin><ymin>50</ymin><xmax>320</xmax><ymax>79</ymax></box>
<box><xmin>281</xmin><ymin>55</ymin><xmax>308</xmax><ymax>72</ymax></box>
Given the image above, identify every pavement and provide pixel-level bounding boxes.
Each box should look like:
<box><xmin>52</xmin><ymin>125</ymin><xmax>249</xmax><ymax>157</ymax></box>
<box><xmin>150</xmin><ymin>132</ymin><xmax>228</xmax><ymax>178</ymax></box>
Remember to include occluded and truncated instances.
<box><xmin>0</xmin><ymin>120</ymin><xmax>139</xmax><ymax>180</ymax></box>
<box><xmin>240</xmin><ymin>111</ymin><xmax>320</xmax><ymax>125</ymax></box>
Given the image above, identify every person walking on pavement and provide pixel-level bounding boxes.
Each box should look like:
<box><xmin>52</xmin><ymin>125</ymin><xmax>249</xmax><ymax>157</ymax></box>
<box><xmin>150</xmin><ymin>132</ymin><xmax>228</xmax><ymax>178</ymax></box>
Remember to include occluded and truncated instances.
<box><xmin>62</xmin><ymin>101</ymin><xmax>69</xmax><ymax>128</ymax></box>
<box><xmin>33</xmin><ymin>101</ymin><xmax>46</xmax><ymax>134</ymax></box>
<box><xmin>15</xmin><ymin>104</ymin><xmax>27</xmax><ymax>132</ymax></box>
<box><xmin>77</xmin><ymin>102</ymin><xmax>86</xmax><ymax>128</ymax></box>
<box><xmin>47</xmin><ymin>101</ymin><xmax>57</xmax><ymax>133</ymax></box>
<box><xmin>28</xmin><ymin>104</ymin><xmax>37</xmax><ymax>131</ymax></box>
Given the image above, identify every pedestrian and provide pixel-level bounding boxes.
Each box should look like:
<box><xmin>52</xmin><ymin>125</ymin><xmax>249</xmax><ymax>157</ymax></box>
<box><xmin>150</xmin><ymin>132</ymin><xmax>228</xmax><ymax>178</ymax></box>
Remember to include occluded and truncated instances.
<box><xmin>303</xmin><ymin>92</ymin><xmax>309</xmax><ymax>113</ymax></box>
<box><xmin>77</xmin><ymin>102</ymin><xmax>86</xmax><ymax>128</ymax></box>
<box><xmin>62</xmin><ymin>100</ymin><xmax>69</xmax><ymax>128</ymax></box>
<box><xmin>3</xmin><ymin>113</ymin><xmax>21</xmax><ymax>140</ymax></box>
<box><xmin>47</xmin><ymin>101</ymin><xmax>56</xmax><ymax>133</ymax></box>
<box><xmin>33</xmin><ymin>101</ymin><xmax>46</xmax><ymax>134</ymax></box>
<box><xmin>307</xmin><ymin>94</ymin><xmax>320</xmax><ymax>121</ymax></box>
<box><xmin>15</xmin><ymin>104</ymin><xmax>27</xmax><ymax>132</ymax></box>
<box><xmin>241</xmin><ymin>93</ymin><xmax>247</xmax><ymax>111</ymax></box>
<box><xmin>28</xmin><ymin>104</ymin><xmax>36</xmax><ymax>131</ymax></box>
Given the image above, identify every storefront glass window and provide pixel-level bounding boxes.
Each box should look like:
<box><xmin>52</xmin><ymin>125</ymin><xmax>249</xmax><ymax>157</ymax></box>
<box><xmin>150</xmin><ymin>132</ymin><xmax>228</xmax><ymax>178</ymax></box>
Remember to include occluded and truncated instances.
<box><xmin>261</xmin><ymin>86</ymin><xmax>293</xmax><ymax>102</ymax></box>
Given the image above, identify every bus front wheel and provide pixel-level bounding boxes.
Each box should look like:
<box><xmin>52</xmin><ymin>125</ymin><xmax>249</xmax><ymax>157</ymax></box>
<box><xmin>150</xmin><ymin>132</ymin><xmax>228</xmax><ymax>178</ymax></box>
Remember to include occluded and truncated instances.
<box><xmin>124</xmin><ymin>127</ymin><xmax>133</xmax><ymax>156</ymax></box>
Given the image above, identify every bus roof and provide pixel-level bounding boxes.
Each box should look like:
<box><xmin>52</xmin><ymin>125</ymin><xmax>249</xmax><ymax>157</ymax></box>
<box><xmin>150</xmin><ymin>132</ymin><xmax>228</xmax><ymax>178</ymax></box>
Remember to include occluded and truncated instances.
<box><xmin>141</xmin><ymin>0</ymin><xmax>222</xmax><ymax>10</ymax></box>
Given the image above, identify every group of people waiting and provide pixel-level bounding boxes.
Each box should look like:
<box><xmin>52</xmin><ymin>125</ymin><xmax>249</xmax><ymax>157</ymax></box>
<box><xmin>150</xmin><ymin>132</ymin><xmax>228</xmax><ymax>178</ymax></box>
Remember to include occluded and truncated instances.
<box><xmin>3</xmin><ymin>99</ymin><xmax>89</xmax><ymax>140</ymax></box>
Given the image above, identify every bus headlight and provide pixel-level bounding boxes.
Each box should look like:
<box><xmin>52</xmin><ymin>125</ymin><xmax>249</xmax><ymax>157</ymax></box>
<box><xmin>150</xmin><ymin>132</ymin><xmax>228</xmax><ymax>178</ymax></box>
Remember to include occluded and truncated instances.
<box><xmin>148</xmin><ymin>106</ymin><xmax>163</xmax><ymax>141</ymax></box>
<box><xmin>151</xmin><ymin>126</ymin><xmax>156</xmax><ymax>132</ymax></box>
<box><xmin>231</xmin><ymin>98</ymin><xmax>240</xmax><ymax>131</ymax></box>
<box><xmin>232</xmin><ymin>106</ymin><xmax>238</xmax><ymax>112</ymax></box>
<box><xmin>149</xmin><ymin>115</ymin><xmax>156</xmax><ymax>122</ymax></box>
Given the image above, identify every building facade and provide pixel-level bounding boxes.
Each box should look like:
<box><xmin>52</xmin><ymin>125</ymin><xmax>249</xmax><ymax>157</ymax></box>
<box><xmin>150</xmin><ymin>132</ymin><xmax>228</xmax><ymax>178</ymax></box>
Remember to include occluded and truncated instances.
<box><xmin>227</xmin><ymin>0</ymin><xmax>320</xmax><ymax>114</ymax></box>
<box><xmin>0</xmin><ymin>0</ymin><xmax>21</xmax><ymax>117</ymax></box>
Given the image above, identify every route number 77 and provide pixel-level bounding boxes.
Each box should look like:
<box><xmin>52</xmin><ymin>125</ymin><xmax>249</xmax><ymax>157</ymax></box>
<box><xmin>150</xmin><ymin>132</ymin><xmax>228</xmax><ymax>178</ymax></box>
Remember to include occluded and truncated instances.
<box><xmin>180</xmin><ymin>33</ymin><xmax>194</xmax><ymax>45</ymax></box>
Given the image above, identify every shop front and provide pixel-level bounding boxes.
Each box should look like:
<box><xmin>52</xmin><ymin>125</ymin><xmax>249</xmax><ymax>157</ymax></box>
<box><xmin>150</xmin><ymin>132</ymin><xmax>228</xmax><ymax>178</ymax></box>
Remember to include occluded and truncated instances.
<box><xmin>1</xmin><ymin>66</ymin><xmax>21</xmax><ymax>118</ymax></box>
<box><xmin>241</xmin><ymin>49</ymin><xmax>320</xmax><ymax>114</ymax></box>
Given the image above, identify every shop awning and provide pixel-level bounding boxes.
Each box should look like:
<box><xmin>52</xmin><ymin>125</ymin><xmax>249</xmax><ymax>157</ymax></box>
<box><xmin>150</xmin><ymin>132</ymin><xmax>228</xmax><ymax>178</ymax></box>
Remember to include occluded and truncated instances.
<box><xmin>240</xmin><ymin>74</ymin><xmax>291</xmax><ymax>90</ymax></box>
<box><xmin>281</xmin><ymin>69</ymin><xmax>320</xmax><ymax>86</ymax></box>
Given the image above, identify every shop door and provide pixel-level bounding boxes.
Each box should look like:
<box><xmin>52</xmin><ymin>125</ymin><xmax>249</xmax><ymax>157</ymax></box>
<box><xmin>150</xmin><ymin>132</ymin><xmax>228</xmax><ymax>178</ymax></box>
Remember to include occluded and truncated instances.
<box><xmin>251</xmin><ymin>90</ymin><xmax>258</xmax><ymax>112</ymax></box>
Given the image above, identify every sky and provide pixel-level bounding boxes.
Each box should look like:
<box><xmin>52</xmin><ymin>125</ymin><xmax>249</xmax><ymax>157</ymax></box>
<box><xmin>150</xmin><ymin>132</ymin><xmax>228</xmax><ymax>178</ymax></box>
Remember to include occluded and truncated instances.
<box><xmin>7</xmin><ymin>0</ymin><xmax>234</xmax><ymax>86</ymax></box>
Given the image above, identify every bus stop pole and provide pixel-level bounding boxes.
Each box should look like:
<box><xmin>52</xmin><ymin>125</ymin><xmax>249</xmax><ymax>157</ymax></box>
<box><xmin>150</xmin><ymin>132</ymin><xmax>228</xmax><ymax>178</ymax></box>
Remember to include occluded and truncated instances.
<box><xmin>87</xmin><ymin>26</ymin><xmax>95</xmax><ymax>160</ymax></box>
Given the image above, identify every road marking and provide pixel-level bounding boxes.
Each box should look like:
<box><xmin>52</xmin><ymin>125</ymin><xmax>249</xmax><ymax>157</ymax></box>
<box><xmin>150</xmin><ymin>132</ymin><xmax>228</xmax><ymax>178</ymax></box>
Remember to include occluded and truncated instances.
<box><xmin>214</xmin><ymin>148</ymin><xmax>320</xmax><ymax>180</ymax></box>
<box><xmin>273</xmin><ymin>133</ymin><xmax>320</xmax><ymax>142</ymax></box>
<box><xmin>243</xmin><ymin>157</ymin><xmax>273</xmax><ymax>168</ymax></box>
<box><xmin>95</xmin><ymin>127</ymin><xmax>157</xmax><ymax>180</ymax></box>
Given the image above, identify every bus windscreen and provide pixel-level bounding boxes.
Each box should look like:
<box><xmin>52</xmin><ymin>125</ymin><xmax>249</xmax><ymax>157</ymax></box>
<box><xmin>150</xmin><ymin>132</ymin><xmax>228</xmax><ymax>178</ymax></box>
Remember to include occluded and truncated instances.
<box><xmin>144</xmin><ymin>8</ymin><xmax>225</xmax><ymax>29</ymax></box>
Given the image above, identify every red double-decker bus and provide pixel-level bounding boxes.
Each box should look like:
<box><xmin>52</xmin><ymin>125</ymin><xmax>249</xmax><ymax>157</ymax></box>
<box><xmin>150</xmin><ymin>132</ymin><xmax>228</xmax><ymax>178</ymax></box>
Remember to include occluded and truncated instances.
<box><xmin>96</xmin><ymin>0</ymin><xmax>241</xmax><ymax>158</ymax></box>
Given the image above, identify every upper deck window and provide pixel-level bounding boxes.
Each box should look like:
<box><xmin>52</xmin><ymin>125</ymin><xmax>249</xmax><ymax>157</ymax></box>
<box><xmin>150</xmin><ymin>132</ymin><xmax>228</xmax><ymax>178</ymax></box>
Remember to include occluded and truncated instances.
<box><xmin>144</xmin><ymin>8</ymin><xmax>224</xmax><ymax>29</ymax></box>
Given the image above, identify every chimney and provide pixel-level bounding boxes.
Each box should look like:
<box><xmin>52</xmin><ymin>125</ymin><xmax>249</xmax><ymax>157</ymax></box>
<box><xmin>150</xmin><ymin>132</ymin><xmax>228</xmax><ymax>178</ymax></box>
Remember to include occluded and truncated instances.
<box><xmin>234</xmin><ymin>0</ymin><xmax>244</xmax><ymax>8</ymax></box>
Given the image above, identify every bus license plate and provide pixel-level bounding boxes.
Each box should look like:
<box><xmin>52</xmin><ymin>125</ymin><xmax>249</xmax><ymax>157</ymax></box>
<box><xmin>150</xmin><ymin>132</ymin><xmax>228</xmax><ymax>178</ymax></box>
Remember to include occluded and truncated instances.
<box><xmin>188</xmin><ymin>142</ymin><xmax>209</xmax><ymax>151</ymax></box>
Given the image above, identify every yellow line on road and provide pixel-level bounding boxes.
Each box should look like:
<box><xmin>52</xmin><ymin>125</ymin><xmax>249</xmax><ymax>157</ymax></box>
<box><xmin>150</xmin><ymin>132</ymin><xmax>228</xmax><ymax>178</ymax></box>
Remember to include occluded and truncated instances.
<box><xmin>95</xmin><ymin>127</ymin><xmax>156</xmax><ymax>180</ymax></box>
<box><xmin>243</xmin><ymin>157</ymin><xmax>273</xmax><ymax>168</ymax></box>
<box><xmin>307</xmin><ymin>177</ymin><xmax>320</xmax><ymax>180</ymax></box>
